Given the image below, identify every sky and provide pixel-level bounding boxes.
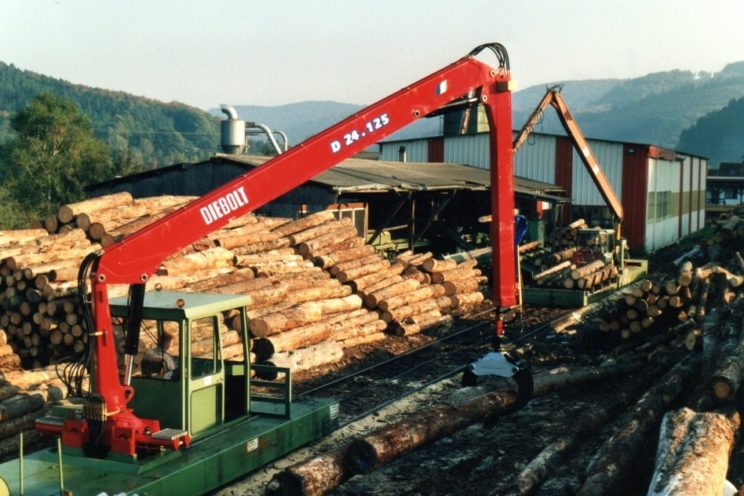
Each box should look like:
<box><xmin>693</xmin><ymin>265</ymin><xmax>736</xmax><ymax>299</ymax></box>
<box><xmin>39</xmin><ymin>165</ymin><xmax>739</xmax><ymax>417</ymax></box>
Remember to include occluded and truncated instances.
<box><xmin>2</xmin><ymin>0</ymin><xmax>743</xmax><ymax>110</ymax></box>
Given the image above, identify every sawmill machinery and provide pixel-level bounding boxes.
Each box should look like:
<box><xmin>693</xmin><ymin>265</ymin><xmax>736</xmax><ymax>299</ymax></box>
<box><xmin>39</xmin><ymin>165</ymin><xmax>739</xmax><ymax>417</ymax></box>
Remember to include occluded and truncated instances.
<box><xmin>514</xmin><ymin>85</ymin><xmax>647</xmax><ymax>307</ymax></box>
<box><xmin>0</xmin><ymin>42</ymin><xmax>523</xmax><ymax>495</ymax></box>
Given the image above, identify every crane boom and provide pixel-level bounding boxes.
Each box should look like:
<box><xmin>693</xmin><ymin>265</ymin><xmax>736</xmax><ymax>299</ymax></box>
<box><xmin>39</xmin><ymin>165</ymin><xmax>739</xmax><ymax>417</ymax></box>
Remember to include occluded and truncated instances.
<box><xmin>513</xmin><ymin>86</ymin><xmax>624</xmax><ymax>223</ymax></box>
<box><xmin>75</xmin><ymin>43</ymin><xmax>518</xmax><ymax>457</ymax></box>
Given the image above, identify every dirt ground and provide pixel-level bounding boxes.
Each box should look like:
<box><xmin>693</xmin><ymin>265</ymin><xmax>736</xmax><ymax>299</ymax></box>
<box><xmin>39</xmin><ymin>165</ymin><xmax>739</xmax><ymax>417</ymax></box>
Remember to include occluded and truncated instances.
<box><xmin>215</xmin><ymin>231</ymin><xmax>744</xmax><ymax>496</ymax></box>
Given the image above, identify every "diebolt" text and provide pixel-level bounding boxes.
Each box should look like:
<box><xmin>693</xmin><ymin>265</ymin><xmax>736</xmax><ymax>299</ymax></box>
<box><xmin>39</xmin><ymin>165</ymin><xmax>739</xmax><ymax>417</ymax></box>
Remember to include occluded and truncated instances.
<box><xmin>200</xmin><ymin>186</ymin><xmax>249</xmax><ymax>225</ymax></box>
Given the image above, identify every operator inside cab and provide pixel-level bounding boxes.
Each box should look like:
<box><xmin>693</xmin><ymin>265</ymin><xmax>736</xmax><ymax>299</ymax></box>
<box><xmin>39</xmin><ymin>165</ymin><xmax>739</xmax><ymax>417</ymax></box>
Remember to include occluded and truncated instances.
<box><xmin>141</xmin><ymin>332</ymin><xmax>179</xmax><ymax>380</ymax></box>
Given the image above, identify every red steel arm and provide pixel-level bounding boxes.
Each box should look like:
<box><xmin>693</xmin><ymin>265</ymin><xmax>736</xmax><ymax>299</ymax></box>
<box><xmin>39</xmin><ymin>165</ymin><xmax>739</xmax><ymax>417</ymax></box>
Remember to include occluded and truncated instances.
<box><xmin>88</xmin><ymin>44</ymin><xmax>518</xmax><ymax>452</ymax></box>
<box><xmin>513</xmin><ymin>86</ymin><xmax>624</xmax><ymax>223</ymax></box>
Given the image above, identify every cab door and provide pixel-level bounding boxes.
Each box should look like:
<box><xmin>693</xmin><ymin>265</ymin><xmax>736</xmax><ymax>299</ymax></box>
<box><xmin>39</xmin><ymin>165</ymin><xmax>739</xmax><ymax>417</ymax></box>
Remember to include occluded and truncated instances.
<box><xmin>187</xmin><ymin>315</ymin><xmax>225</xmax><ymax>436</ymax></box>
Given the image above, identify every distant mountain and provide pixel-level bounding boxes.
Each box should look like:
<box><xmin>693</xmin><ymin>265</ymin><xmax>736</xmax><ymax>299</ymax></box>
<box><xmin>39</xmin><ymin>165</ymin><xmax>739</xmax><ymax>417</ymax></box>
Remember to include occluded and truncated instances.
<box><xmin>3</xmin><ymin>59</ymin><xmax>743</xmax><ymax>169</ymax></box>
<box><xmin>512</xmin><ymin>63</ymin><xmax>744</xmax><ymax>163</ymax></box>
<box><xmin>678</xmin><ymin>94</ymin><xmax>744</xmax><ymax>164</ymax></box>
<box><xmin>0</xmin><ymin>62</ymin><xmax>220</xmax><ymax>168</ymax></box>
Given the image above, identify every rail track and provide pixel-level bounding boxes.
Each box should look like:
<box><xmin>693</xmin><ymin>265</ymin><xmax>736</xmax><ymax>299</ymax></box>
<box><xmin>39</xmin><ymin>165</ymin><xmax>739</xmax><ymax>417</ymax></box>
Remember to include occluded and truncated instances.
<box><xmin>296</xmin><ymin>305</ymin><xmax>573</xmax><ymax>425</ymax></box>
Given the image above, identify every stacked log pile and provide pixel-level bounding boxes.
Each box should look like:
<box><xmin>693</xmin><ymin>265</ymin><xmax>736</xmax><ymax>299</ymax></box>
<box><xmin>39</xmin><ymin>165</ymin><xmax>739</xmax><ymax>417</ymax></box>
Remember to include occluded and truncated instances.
<box><xmin>597</xmin><ymin>260</ymin><xmax>742</xmax><ymax>341</ymax></box>
<box><xmin>0</xmin><ymin>366</ymin><xmax>70</xmax><ymax>458</ymax></box>
<box><xmin>524</xmin><ymin>254</ymin><xmax>619</xmax><ymax>291</ymax></box>
<box><xmin>700</xmin><ymin>212</ymin><xmax>743</xmax><ymax>264</ymax></box>
<box><xmin>41</xmin><ymin>192</ymin><xmax>196</xmax><ymax>246</ymax></box>
<box><xmin>547</xmin><ymin>218</ymin><xmax>587</xmax><ymax>249</ymax></box>
<box><xmin>0</xmin><ymin>195</ymin><xmax>490</xmax><ymax>460</ymax></box>
<box><xmin>0</xmin><ymin>227</ymin><xmax>101</xmax><ymax>367</ymax></box>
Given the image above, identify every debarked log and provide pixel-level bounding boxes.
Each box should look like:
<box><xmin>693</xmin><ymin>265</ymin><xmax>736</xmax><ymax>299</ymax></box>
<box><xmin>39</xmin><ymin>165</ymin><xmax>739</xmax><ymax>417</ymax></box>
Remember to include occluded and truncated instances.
<box><xmin>578</xmin><ymin>355</ymin><xmax>701</xmax><ymax>496</ymax></box>
<box><xmin>647</xmin><ymin>408</ymin><xmax>739</xmax><ymax>496</ymax></box>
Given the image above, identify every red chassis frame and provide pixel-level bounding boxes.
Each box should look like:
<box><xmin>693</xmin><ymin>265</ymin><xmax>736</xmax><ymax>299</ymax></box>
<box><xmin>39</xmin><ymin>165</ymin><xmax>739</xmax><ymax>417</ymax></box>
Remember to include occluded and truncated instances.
<box><xmin>53</xmin><ymin>44</ymin><xmax>518</xmax><ymax>456</ymax></box>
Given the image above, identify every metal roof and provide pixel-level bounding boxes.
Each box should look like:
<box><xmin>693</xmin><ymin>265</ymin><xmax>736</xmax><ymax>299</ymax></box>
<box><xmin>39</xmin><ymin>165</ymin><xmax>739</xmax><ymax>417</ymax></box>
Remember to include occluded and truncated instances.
<box><xmin>214</xmin><ymin>154</ymin><xmax>567</xmax><ymax>201</ymax></box>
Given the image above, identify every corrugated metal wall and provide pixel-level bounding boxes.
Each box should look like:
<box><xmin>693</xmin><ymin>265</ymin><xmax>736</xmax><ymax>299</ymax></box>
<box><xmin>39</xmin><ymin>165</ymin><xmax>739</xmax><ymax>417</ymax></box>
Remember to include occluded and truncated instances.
<box><xmin>645</xmin><ymin>157</ymin><xmax>681</xmax><ymax>252</ymax></box>
<box><xmin>443</xmin><ymin>133</ymin><xmax>490</xmax><ymax>169</ymax></box>
<box><xmin>571</xmin><ymin>140</ymin><xmax>624</xmax><ymax>206</ymax></box>
<box><xmin>514</xmin><ymin>135</ymin><xmax>556</xmax><ymax>184</ymax></box>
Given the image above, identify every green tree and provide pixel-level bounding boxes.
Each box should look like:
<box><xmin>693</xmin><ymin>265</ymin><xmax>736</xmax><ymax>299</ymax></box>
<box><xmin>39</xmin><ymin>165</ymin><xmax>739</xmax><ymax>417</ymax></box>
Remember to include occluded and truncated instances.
<box><xmin>0</xmin><ymin>92</ymin><xmax>114</xmax><ymax>221</ymax></box>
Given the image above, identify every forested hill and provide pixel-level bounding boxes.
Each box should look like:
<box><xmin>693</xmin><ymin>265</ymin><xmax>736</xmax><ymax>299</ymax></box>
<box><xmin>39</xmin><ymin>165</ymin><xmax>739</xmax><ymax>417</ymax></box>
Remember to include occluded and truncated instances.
<box><xmin>0</xmin><ymin>62</ymin><xmax>220</xmax><ymax>168</ymax></box>
<box><xmin>3</xmin><ymin>59</ymin><xmax>744</xmax><ymax>168</ymax></box>
<box><xmin>512</xmin><ymin>62</ymin><xmax>744</xmax><ymax>164</ymax></box>
<box><xmin>677</xmin><ymin>94</ymin><xmax>744</xmax><ymax>165</ymax></box>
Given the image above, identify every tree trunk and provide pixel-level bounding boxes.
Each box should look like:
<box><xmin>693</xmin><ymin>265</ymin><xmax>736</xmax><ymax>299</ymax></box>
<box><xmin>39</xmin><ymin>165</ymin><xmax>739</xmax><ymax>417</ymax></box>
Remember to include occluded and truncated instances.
<box><xmin>357</xmin><ymin>276</ymin><xmax>405</xmax><ymax>301</ymax></box>
<box><xmin>266</xmin><ymin>341</ymin><xmax>345</xmax><ymax>373</ymax></box>
<box><xmin>57</xmin><ymin>192</ymin><xmax>133</xmax><ymax>224</ymax></box>
<box><xmin>578</xmin><ymin>356</ymin><xmax>701</xmax><ymax>496</ymax></box>
<box><xmin>420</xmin><ymin>258</ymin><xmax>458</xmax><ymax>273</ymax></box>
<box><xmin>270</xmin><ymin>210</ymin><xmax>336</xmax><ymax>237</ymax></box>
<box><xmin>266</xmin><ymin>446</ymin><xmax>350</xmax><ymax>496</ymax></box>
<box><xmin>442</xmin><ymin>277</ymin><xmax>487</xmax><ymax>296</ymax></box>
<box><xmin>364</xmin><ymin>279</ymin><xmax>421</xmax><ymax>309</ymax></box>
<box><xmin>451</xmin><ymin>291</ymin><xmax>485</xmax><ymax>309</ymax></box>
<box><xmin>377</xmin><ymin>284</ymin><xmax>446</xmax><ymax>312</ymax></box>
<box><xmin>349</xmin><ymin>262</ymin><xmax>406</xmax><ymax>291</ymax></box>
<box><xmin>336</xmin><ymin>259</ymin><xmax>391</xmax><ymax>283</ymax></box>
<box><xmin>296</xmin><ymin>226</ymin><xmax>359</xmax><ymax>257</ymax></box>
<box><xmin>314</xmin><ymin>245</ymin><xmax>375</xmax><ymax>268</ymax></box>
<box><xmin>345</xmin><ymin>389</ymin><xmax>516</xmax><ymax>474</ymax></box>
<box><xmin>249</xmin><ymin>302</ymin><xmax>324</xmax><ymax>337</ymax></box>
<box><xmin>647</xmin><ymin>408</ymin><xmax>739</xmax><ymax>496</ymax></box>
<box><xmin>288</xmin><ymin>218</ymin><xmax>351</xmax><ymax>246</ymax></box>
<box><xmin>329</xmin><ymin>254</ymin><xmax>383</xmax><ymax>276</ymax></box>
<box><xmin>315</xmin><ymin>294</ymin><xmax>363</xmax><ymax>315</ymax></box>
<box><xmin>380</xmin><ymin>298</ymin><xmax>440</xmax><ymax>324</ymax></box>
<box><xmin>532</xmin><ymin>261</ymin><xmax>572</xmax><ymax>282</ymax></box>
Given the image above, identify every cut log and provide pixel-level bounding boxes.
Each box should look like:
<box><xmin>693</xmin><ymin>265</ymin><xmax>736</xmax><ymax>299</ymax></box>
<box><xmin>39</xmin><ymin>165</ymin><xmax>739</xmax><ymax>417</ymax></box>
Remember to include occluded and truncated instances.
<box><xmin>249</xmin><ymin>302</ymin><xmax>323</xmax><ymax>337</ymax></box>
<box><xmin>578</xmin><ymin>356</ymin><xmax>701</xmax><ymax>496</ymax></box>
<box><xmin>451</xmin><ymin>291</ymin><xmax>485</xmax><ymax>309</ymax></box>
<box><xmin>345</xmin><ymin>389</ymin><xmax>516</xmax><ymax>474</ymax></box>
<box><xmin>57</xmin><ymin>192</ymin><xmax>133</xmax><ymax>224</ymax></box>
<box><xmin>315</xmin><ymin>294</ymin><xmax>363</xmax><ymax>315</ymax></box>
<box><xmin>266</xmin><ymin>446</ymin><xmax>349</xmax><ymax>496</ymax></box>
<box><xmin>329</xmin><ymin>254</ymin><xmax>383</xmax><ymax>276</ymax></box>
<box><xmin>266</xmin><ymin>341</ymin><xmax>345</xmax><ymax>373</ymax></box>
<box><xmin>314</xmin><ymin>245</ymin><xmax>375</xmax><ymax>268</ymax></box>
<box><xmin>380</xmin><ymin>299</ymin><xmax>440</xmax><ymax>324</ymax></box>
<box><xmin>377</xmin><ymin>284</ymin><xmax>446</xmax><ymax>312</ymax></box>
<box><xmin>334</xmin><ymin>319</ymin><xmax>388</xmax><ymax>343</ymax></box>
<box><xmin>364</xmin><ymin>279</ymin><xmax>421</xmax><ymax>309</ymax></box>
<box><xmin>647</xmin><ymin>408</ymin><xmax>739</xmax><ymax>496</ymax></box>
<box><xmin>420</xmin><ymin>258</ymin><xmax>458</xmax><ymax>273</ymax></box>
<box><xmin>336</xmin><ymin>259</ymin><xmax>391</xmax><ymax>283</ymax></box>
<box><xmin>710</xmin><ymin>316</ymin><xmax>744</xmax><ymax>401</ymax></box>
<box><xmin>288</xmin><ymin>284</ymin><xmax>352</xmax><ymax>305</ymax></box>
<box><xmin>357</xmin><ymin>275</ymin><xmax>405</xmax><ymax>300</ymax></box>
<box><xmin>570</xmin><ymin>260</ymin><xmax>605</xmax><ymax>280</ymax></box>
<box><xmin>161</xmin><ymin>247</ymin><xmax>234</xmax><ymax>275</ymax></box>
<box><xmin>296</xmin><ymin>226</ymin><xmax>359</xmax><ymax>257</ymax></box>
<box><xmin>515</xmin><ymin>349</ymin><xmax>685</xmax><ymax>495</ymax></box>
<box><xmin>349</xmin><ymin>262</ymin><xmax>406</xmax><ymax>291</ymax></box>
<box><xmin>309</xmin><ymin>237</ymin><xmax>365</xmax><ymax>258</ymax></box>
<box><xmin>288</xmin><ymin>218</ymin><xmax>351</xmax><ymax>246</ymax></box>
<box><xmin>518</xmin><ymin>240</ymin><xmax>542</xmax><ymax>254</ymax></box>
<box><xmin>532</xmin><ymin>261</ymin><xmax>572</xmax><ymax>282</ymax></box>
<box><xmin>442</xmin><ymin>277</ymin><xmax>487</xmax><ymax>296</ymax></box>
<box><xmin>270</xmin><ymin>210</ymin><xmax>336</xmax><ymax>237</ymax></box>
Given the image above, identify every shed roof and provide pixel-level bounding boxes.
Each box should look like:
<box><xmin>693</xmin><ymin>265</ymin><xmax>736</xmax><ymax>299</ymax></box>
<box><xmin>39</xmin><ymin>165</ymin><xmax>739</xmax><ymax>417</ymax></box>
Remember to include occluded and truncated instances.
<box><xmin>213</xmin><ymin>154</ymin><xmax>567</xmax><ymax>201</ymax></box>
<box><xmin>88</xmin><ymin>153</ymin><xmax>567</xmax><ymax>203</ymax></box>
